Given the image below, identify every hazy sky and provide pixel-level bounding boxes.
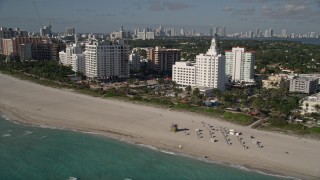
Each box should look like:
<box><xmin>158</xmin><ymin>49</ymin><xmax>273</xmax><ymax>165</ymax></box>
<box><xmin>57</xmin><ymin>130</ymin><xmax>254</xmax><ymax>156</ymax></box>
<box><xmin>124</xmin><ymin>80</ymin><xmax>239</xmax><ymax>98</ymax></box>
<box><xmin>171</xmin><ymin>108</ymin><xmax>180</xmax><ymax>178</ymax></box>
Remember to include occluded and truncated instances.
<box><xmin>0</xmin><ymin>0</ymin><xmax>319</xmax><ymax>34</ymax></box>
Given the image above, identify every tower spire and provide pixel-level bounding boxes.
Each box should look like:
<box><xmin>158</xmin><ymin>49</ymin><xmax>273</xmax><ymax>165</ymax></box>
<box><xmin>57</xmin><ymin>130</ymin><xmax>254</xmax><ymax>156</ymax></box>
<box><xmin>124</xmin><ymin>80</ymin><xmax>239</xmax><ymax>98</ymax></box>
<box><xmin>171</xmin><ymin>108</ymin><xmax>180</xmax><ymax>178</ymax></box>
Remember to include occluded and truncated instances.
<box><xmin>207</xmin><ymin>34</ymin><xmax>218</xmax><ymax>55</ymax></box>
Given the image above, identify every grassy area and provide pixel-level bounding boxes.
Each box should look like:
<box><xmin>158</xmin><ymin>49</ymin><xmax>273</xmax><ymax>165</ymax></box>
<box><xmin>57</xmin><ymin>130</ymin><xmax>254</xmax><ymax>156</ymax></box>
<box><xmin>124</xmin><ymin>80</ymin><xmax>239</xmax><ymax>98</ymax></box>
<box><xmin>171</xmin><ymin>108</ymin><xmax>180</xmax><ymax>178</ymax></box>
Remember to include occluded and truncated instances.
<box><xmin>309</xmin><ymin>127</ymin><xmax>320</xmax><ymax>134</ymax></box>
<box><xmin>260</xmin><ymin>123</ymin><xmax>320</xmax><ymax>136</ymax></box>
<box><xmin>223</xmin><ymin>112</ymin><xmax>256</xmax><ymax>126</ymax></box>
<box><xmin>173</xmin><ymin>103</ymin><xmax>255</xmax><ymax>125</ymax></box>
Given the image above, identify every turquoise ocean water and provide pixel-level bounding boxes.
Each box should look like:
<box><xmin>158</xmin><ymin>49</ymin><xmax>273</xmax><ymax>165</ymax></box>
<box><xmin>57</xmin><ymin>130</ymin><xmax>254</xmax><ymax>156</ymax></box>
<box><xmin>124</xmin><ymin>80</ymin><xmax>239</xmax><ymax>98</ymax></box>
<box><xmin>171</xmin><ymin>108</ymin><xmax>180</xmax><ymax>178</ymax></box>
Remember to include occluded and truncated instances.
<box><xmin>0</xmin><ymin>114</ymin><xmax>289</xmax><ymax>180</ymax></box>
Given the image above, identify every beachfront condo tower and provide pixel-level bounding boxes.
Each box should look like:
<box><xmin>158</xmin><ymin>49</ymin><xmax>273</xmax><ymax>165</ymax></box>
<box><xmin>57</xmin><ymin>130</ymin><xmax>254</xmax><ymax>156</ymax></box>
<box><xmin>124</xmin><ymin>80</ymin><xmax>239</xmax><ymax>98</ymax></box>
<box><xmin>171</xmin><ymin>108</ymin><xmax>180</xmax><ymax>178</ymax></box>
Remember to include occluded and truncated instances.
<box><xmin>225</xmin><ymin>47</ymin><xmax>255</xmax><ymax>83</ymax></box>
<box><xmin>85</xmin><ymin>39</ymin><xmax>129</xmax><ymax>82</ymax></box>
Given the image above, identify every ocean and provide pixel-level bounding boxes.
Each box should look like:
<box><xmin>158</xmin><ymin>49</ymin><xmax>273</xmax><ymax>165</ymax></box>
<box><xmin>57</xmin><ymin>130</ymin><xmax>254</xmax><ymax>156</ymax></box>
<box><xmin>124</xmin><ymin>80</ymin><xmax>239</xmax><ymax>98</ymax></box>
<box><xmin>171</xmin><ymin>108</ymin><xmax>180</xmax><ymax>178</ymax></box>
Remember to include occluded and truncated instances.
<box><xmin>0</xmin><ymin>114</ymin><xmax>290</xmax><ymax>180</ymax></box>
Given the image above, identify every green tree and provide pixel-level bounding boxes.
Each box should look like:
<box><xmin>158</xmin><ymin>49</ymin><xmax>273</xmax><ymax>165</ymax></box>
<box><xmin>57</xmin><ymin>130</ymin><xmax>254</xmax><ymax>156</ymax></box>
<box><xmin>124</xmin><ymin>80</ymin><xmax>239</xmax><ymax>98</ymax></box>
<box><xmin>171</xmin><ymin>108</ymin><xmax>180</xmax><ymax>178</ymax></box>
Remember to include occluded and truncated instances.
<box><xmin>137</xmin><ymin>49</ymin><xmax>147</xmax><ymax>59</ymax></box>
<box><xmin>185</xmin><ymin>85</ymin><xmax>192</xmax><ymax>95</ymax></box>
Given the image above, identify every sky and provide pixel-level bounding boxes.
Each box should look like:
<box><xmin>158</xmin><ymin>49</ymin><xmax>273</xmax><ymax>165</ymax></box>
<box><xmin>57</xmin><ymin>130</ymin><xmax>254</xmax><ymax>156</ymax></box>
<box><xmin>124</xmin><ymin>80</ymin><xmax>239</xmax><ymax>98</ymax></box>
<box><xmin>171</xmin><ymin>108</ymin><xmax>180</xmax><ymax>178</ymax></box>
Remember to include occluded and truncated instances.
<box><xmin>0</xmin><ymin>0</ymin><xmax>320</xmax><ymax>34</ymax></box>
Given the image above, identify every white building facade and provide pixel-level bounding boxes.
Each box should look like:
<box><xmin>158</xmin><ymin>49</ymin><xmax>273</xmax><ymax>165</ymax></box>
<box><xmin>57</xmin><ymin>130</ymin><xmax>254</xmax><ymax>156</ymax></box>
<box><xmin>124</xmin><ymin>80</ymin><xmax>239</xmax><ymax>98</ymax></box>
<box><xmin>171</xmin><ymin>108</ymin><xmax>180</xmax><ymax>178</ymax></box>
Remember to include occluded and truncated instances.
<box><xmin>172</xmin><ymin>61</ymin><xmax>196</xmax><ymax>87</ymax></box>
<box><xmin>172</xmin><ymin>36</ymin><xmax>226</xmax><ymax>91</ymax></box>
<box><xmin>71</xmin><ymin>53</ymin><xmax>85</xmax><ymax>74</ymax></box>
<box><xmin>225</xmin><ymin>47</ymin><xmax>255</xmax><ymax>83</ymax></box>
<box><xmin>195</xmin><ymin>37</ymin><xmax>226</xmax><ymax>91</ymax></box>
<box><xmin>85</xmin><ymin>40</ymin><xmax>129</xmax><ymax>81</ymax></box>
<box><xmin>59</xmin><ymin>43</ymin><xmax>82</xmax><ymax>66</ymax></box>
<box><xmin>289</xmin><ymin>77</ymin><xmax>318</xmax><ymax>94</ymax></box>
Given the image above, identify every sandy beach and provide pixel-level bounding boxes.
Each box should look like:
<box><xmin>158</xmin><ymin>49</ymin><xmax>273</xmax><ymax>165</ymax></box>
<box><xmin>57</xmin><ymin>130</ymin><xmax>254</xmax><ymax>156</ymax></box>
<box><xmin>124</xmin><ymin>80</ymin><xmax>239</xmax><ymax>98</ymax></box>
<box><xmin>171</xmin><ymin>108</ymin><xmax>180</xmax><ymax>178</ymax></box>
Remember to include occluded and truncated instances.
<box><xmin>0</xmin><ymin>73</ymin><xmax>319</xmax><ymax>179</ymax></box>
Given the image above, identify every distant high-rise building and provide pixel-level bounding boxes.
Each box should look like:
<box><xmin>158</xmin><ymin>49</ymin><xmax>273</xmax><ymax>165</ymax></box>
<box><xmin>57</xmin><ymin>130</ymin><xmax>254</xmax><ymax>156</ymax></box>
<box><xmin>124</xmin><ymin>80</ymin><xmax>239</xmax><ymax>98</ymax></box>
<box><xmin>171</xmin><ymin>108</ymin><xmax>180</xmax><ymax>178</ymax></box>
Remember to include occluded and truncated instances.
<box><xmin>153</xmin><ymin>47</ymin><xmax>181</xmax><ymax>73</ymax></box>
<box><xmin>137</xmin><ymin>31</ymin><xmax>146</xmax><ymax>40</ymax></box>
<box><xmin>213</xmin><ymin>27</ymin><xmax>218</xmax><ymax>35</ymax></box>
<box><xmin>85</xmin><ymin>40</ymin><xmax>129</xmax><ymax>81</ymax></box>
<box><xmin>256</xmin><ymin>28</ymin><xmax>260</xmax><ymax>37</ymax></box>
<box><xmin>170</xmin><ymin>28</ymin><xmax>175</xmax><ymax>36</ymax></box>
<box><xmin>40</xmin><ymin>25</ymin><xmax>52</xmax><ymax>37</ymax></box>
<box><xmin>310</xmin><ymin>32</ymin><xmax>316</xmax><ymax>38</ymax></box>
<box><xmin>180</xmin><ymin>28</ymin><xmax>184</xmax><ymax>36</ymax></box>
<box><xmin>282</xmin><ymin>29</ymin><xmax>287</xmax><ymax>38</ymax></box>
<box><xmin>225</xmin><ymin>47</ymin><xmax>255</xmax><ymax>83</ymax></box>
<box><xmin>270</xmin><ymin>28</ymin><xmax>274</xmax><ymax>37</ymax></box>
<box><xmin>249</xmin><ymin>31</ymin><xmax>253</xmax><ymax>38</ymax></box>
<box><xmin>65</xmin><ymin>27</ymin><xmax>75</xmax><ymax>35</ymax></box>
<box><xmin>221</xmin><ymin>26</ymin><xmax>226</xmax><ymax>36</ymax></box>
<box><xmin>146</xmin><ymin>32</ymin><xmax>155</xmax><ymax>39</ymax></box>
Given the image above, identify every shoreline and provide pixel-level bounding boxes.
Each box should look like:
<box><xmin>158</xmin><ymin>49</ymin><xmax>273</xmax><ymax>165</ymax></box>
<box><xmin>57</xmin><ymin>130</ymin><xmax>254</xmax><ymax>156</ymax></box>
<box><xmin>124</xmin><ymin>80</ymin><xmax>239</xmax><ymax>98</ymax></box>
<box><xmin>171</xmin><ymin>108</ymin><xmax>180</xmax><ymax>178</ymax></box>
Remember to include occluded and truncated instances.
<box><xmin>0</xmin><ymin>73</ymin><xmax>319</xmax><ymax>179</ymax></box>
<box><xmin>0</xmin><ymin>112</ymin><xmax>298</xmax><ymax>180</ymax></box>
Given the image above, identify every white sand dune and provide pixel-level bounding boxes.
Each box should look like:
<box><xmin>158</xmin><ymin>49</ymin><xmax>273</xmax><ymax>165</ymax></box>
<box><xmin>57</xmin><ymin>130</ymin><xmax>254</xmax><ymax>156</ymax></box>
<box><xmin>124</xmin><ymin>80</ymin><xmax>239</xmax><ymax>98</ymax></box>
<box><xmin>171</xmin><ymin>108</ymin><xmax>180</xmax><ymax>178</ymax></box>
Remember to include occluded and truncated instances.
<box><xmin>0</xmin><ymin>73</ymin><xmax>319</xmax><ymax>179</ymax></box>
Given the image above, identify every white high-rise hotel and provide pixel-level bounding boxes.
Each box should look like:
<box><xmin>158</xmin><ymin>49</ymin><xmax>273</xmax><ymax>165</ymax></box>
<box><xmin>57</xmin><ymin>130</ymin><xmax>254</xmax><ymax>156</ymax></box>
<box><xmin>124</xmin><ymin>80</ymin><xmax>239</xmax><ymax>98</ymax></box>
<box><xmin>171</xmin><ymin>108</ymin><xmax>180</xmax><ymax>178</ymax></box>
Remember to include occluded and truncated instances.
<box><xmin>59</xmin><ymin>43</ymin><xmax>85</xmax><ymax>74</ymax></box>
<box><xmin>173</xmin><ymin>36</ymin><xmax>226</xmax><ymax>91</ymax></box>
<box><xmin>225</xmin><ymin>47</ymin><xmax>255</xmax><ymax>83</ymax></box>
<box><xmin>85</xmin><ymin>40</ymin><xmax>129</xmax><ymax>81</ymax></box>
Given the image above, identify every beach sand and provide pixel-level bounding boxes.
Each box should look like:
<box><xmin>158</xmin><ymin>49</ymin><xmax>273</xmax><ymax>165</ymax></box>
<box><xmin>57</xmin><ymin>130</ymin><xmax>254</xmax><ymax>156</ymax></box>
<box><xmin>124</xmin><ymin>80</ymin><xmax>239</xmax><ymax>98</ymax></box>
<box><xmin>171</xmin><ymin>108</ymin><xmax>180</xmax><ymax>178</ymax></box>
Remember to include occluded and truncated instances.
<box><xmin>0</xmin><ymin>73</ymin><xmax>319</xmax><ymax>179</ymax></box>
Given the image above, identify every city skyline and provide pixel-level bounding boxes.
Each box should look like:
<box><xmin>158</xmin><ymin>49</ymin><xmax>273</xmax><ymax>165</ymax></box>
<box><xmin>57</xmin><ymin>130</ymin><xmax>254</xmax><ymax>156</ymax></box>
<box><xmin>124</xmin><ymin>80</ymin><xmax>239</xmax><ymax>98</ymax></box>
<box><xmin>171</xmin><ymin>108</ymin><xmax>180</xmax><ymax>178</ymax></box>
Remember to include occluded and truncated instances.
<box><xmin>0</xmin><ymin>0</ymin><xmax>320</xmax><ymax>34</ymax></box>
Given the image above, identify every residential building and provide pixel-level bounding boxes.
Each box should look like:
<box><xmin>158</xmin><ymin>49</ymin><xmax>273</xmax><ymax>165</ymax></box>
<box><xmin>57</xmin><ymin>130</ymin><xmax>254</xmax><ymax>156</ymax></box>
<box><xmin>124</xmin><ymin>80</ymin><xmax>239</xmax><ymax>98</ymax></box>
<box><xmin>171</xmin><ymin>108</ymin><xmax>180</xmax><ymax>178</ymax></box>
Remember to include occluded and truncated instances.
<box><xmin>153</xmin><ymin>46</ymin><xmax>181</xmax><ymax>73</ymax></box>
<box><xmin>85</xmin><ymin>40</ymin><xmax>129</xmax><ymax>81</ymax></box>
<box><xmin>59</xmin><ymin>43</ymin><xmax>82</xmax><ymax>66</ymax></box>
<box><xmin>20</xmin><ymin>43</ymin><xmax>53</xmax><ymax>61</ymax></box>
<box><xmin>51</xmin><ymin>43</ymin><xmax>65</xmax><ymax>61</ymax></box>
<box><xmin>71</xmin><ymin>53</ymin><xmax>85</xmax><ymax>73</ymax></box>
<box><xmin>129</xmin><ymin>49</ymin><xmax>140</xmax><ymax>72</ymax></box>
<box><xmin>300</xmin><ymin>92</ymin><xmax>320</xmax><ymax>114</ymax></box>
<box><xmin>20</xmin><ymin>44</ymin><xmax>32</xmax><ymax>61</ymax></box>
<box><xmin>172</xmin><ymin>61</ymin><xmax>196</xmax><ymax>87</ymax></box>
<box><xmin>31</xmin><ymin>44</ymin><xmax>51</xmax><ymax>61</ymax></box>
<box><xmin>0</xmin><ymin>27</ymin><xmax>13</xmax><ymax>54</ymax></box>
<box><xmin>65</xmin><ymin>27</ymin><xmax>75</xmax><ymax>35</ymax></box>
<box><xmin>298</xmin><ymin>74</ymin><xmax>320</xmax><ymax>90</ymax></box>
<box><xmin>2</xmin><ymin>37</ymin><xmax>43</xmax><ymax>58</ymax></box>
<box><xmin>225</xmin><ymin>47</ymin><xmax>255</xmax><ymax>83</ymax></box>
<box><xmin>146</xmin><ymin>32</ymin><xmax>155</xmax><ymax>39</ymax></box>
<box><xmin>262</xmin><ymin>74</ymin><xmax>290</xmax><ymax>89</ymax></box>
<box><xmin>40</xmin><ymin>25</ymin><xmax>52</xmax><ymax>37</ymax></box>
<box><xmin>289</xmin><ymin>77</ymin><xmax>318</xmax><ymax>94</ymax></box>
<box><xmin>137</xmin><ymin>31</ymin><xmax>146</xmax><ymax>40</ymax></box>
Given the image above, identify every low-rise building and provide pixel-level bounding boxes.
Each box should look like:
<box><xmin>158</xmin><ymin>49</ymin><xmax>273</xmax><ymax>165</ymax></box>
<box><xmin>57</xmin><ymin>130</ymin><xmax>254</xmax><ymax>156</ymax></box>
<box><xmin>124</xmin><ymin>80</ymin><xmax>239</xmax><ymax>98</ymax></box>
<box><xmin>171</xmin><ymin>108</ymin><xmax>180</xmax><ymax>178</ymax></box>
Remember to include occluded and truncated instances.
<box><xmin>262</xmin><ymin>74</ymin><xmax>290</xmax><ymax>89</ymax></box>
<box><xmin>300</xmin><ymin>92</ymin><xmax>320</xmax><ymax>114</ymax></box>
<box><xmin>298</xmin><ymin>74</ymin><xmax>320</xmax><ymax>90</ymax></box>
<box><xmin>289</xmin><ymin>77</ymin><xmax>318</xmax><ymax>94</ymax></box>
